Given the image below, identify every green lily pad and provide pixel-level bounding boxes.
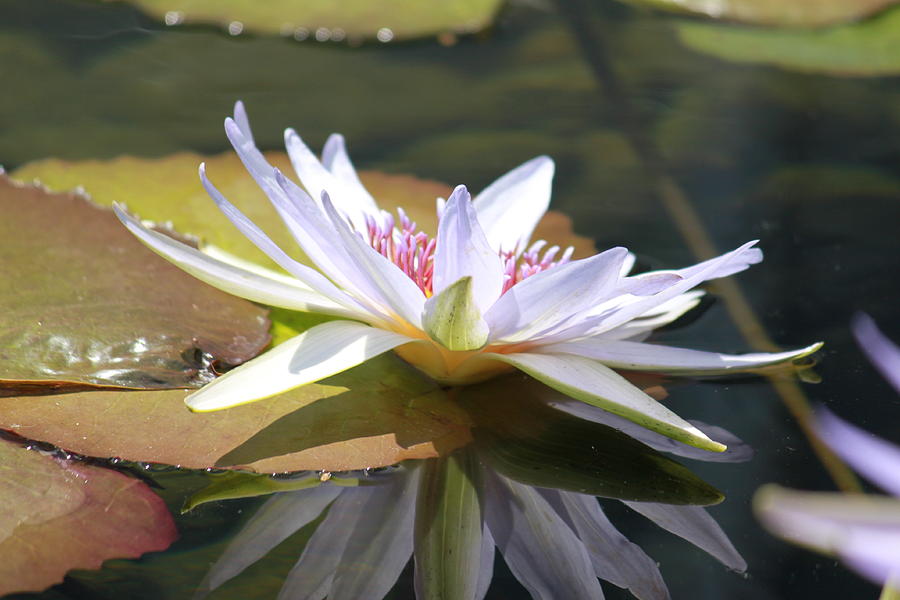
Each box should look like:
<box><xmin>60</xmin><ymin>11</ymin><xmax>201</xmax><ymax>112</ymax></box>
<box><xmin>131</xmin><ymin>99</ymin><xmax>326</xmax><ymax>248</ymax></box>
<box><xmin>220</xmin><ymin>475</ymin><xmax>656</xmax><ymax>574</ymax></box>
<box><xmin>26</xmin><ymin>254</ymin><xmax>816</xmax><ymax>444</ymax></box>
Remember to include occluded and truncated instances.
<box><xmin>0</xmin><ymin>437</ymin><xmax>177</xmax><ymax>596</ymax></box>
<box><xmin>104</xmin><ymin>0</ymin><xmax>503</xmax><ymax>41</ymax></box>
<box><xmin>0</xmin><ymin>354</ymin><xmax>472</xmax><ymax>473</ymax></box>
<box><xmin>0</xmin><ymin>176</ymin><xmax>270</xmax><ymax>391</ymax></box>
<box><xmin>624</xmin><ymin>0</ymin><xmax>898</xmax><ymax>27</ymax></box>
<box><xmin>461</xmin><ymin>375</ymin><xmax>724</xmax><ymax>506</ymax></box>
<box><xmin>676</xmin><ymin>5</ymin><xmax>900</xmax><ymax>76</ymax></box>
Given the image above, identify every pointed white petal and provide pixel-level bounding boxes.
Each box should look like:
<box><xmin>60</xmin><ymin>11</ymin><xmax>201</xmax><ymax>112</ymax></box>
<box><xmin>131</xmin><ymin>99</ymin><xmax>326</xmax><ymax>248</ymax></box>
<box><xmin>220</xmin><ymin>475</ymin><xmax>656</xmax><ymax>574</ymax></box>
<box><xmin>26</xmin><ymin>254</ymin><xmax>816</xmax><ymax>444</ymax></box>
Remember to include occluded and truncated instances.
<box><xmin>590</xmin><ymin>241</ymin><xmax>762</xmax><ymax>336</ymax></box>
<box><xmin>485</xmin><ymin>247</ymin><xmax>628</xmax><ymax>342</ymax></box>
<box><xmin>473</xmin><ymin>156</ymin><xmax>554</xmax><ymax>254</ymax></box>
<box><xmin>600</xmin><ymin>291</ymin><xmax>704</xmax><ymax>341</ymax></box>
<box><xmin>232</xmin><ymin>100</ymin><xmax>255</xmax><ymax>143</ymax></box>
<box><xmin>547</xmin><ymin>490</ymin><xmax>669</xmax><ymax>600</ymax></box>
<box><xmin>621</xmin><ymin>251</ymin><xmax>637</xmax><ymax>276</ymax></box>
<box><xmin>755</xmin><ymin>485</ymin><xmax>900</xmax><ymax>585</ymax></box>
<box><xmin>547</xmin><ymin>398</ymin><xmax>752</xmax><ymax>463</ymax></box>
<box><xmin>284</xmin><ymin>128</ymin><xmax>377</xmax><ymax>231</ymax></box>
<box><xmin>278</xmin><ymin>486</ymin><xmax>373</xmax><ymax>600</ymax></box>
<box><xmin>815</xmin><ymin>409</ymin><xmax>900</xmax><ymax>496</ymax></box>
<box><xmin>185</xmin><ymin>320</ymin><xmax>415</xmax><ymax>412</ymax></box>
<box><xmin>113</xmin><ymin>205</ymin><xmax>360</xmax><ymax>319</ymax></box>
<box><xmin>483</xmin><ymin>471</ymin><xmax>605</xmax><ymax>599</ymax></box>
<box><xmin>328</xmin><ymin>469</ymin><xmax>419</xmax><ymax>600</ymax></box>
<box><xmin>321</xmin><ymin>192</ymin><xmax>426</xmax><ymax>328</ymax></box>
<box><xmin>540</xmin><ymin>339</ymin><xmax>823</xmax><ymax>376</ymax></box>
<box><xmin>475</xmin><ymin>526</ymin><xmax>495</xmax><ymax>600</ymax></box>
<box><xmin>433</xmin><ymin>185</ymin><xmax>504</xmax><ymax>314</ymax></box>
<box><xmin>853</xmin><ymin>312</ymin><xmax>900</xmax><ymax>394</ymax></box>
<box><xmin>321</xmin><ymin>133</ymin><xmax>369</xmax><ymax>192</ymax></box>
<box><xmin>197</xmin><ymin>165</ymin><xmax>373</xmax><ymax>319</ymax></box>
<box><xmin>484</xmin><ymin>352</ymin><xmax>725</xmax><ymax>451</ymax></box>
<box><xmin>625</xmin><ymin>502</ymin><xmax>747</xmax><ymax>572</ymax></box>
<box><xmin>195</xmin><ymin>487</ymin><xmax>341</xmax><ymax>597</ymax></box>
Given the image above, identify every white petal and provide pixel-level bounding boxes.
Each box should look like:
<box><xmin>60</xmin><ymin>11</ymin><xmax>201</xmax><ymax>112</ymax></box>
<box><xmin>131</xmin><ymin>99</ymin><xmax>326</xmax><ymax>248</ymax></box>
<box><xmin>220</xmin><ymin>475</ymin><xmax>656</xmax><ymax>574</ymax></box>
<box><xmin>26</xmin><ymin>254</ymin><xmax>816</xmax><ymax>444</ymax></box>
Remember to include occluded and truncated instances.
<box><xmin>590</xmin><ymin>241</ymin><xmax>762</xmax><ymax>336</ymax></box>
<box><xmin>600</xmin><ymin>291</ymin><xmax>704</xmax><ymax>341</ymax></box>
<box><xmin>484</xmin><ymin>247</ymin><xmax>628</xmax><ymax>343</ymax></box>
<box><xmin>433</xmin><ymin>185</ymin><xmax>504</xmax><ymax>314</ymax></box>
<box><xmin>547</xmin><ymin>399</ymin><xmax>753</xmax><ymax>463</ymax></box>
<box><xmin>625</xmin><ymin>502</ymin><xmax>747</xmax><ymax>572</ymax></box>
<box><xmin>473</xmin><ymin>156</ymin><xmax>554</xmax><ymax>254</ymax></box>
<box><xmin>328</xmin><ymin>469</ymin><xmax>419</xmax><ymax>600</ymax></box>
<box><xmin>284</xmin><ymin>128</ymin><xmax>377</xmax><ymax>231</ymax></box>
<box><xmin>195</xmin><ymin>486</ymin><xmax>341</xmax><ymax>597</ymax></box>
<box><xmin>321</xmin><ymin>133</ymin><xmax>369</xmax><ymax>193</ymax></box>
<box><xmin>853</xmin><ymin>312</ymin><xmax>900</xmax><ymax>394</ymax></box>
<box><xmin>113</xmin><ymin>205</ymin><xmax>360</xmax><ymax>319</ymax></box>
<box><xmin>483</xmin><ymin>471</ymin><xmax>605</xmax><ymax>599</ymax></box>
<box><xmin>185</xmin><ymin>320</ymin><xmax>415</xmax><ymax>412</ymax></box>
<box><xmin>321</xmin><ymin>192</ymin><xmax>427</xmax><ymax>328</ymax></box>
<box><xmin>815</xmin><ymin>409</ymin><xmax>900</xmax><ymax>496</ymax></box>
<box><xmin>197</xmin><ymin>165</ymin><xmax>372</xmax><ymax>318</ymax></box>
<box><xmin>475</xmin><ymin>527</ymin><xmax>495</xmax><ymax>600</ymax></box>
<box><xmin>540</xmin><ymin>339</ymin><xmax>824</xmax><ymax>376</ymax></box>
<box><xmin>484</xmin><ymin>352</ymin><xmax>725</xmax><ymax>452</ymax></box>
<box><xmin>548</xmin><ymin>490</ymin><xmax>669</xmax><ymax>599</ymax></box>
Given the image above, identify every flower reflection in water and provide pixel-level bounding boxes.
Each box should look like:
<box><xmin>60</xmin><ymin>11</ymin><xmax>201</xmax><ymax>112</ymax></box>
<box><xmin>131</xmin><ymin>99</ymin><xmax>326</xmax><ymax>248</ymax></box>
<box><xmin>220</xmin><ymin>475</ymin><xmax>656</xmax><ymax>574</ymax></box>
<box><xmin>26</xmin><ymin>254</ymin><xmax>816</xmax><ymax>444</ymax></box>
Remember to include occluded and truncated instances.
<box><xmin>115</xmin><ymin>101</ymin><xmax>820</xmax><ymax>453</ymax></box>
<box><xmin>756</xmin><ymin>314</ymin><xmax>900</xmax><ymax>590</ymax></box>
<box><xmin>194</xmin><ymin>383</ymin><xmax>749</xmax><ymax>600</ymax></box>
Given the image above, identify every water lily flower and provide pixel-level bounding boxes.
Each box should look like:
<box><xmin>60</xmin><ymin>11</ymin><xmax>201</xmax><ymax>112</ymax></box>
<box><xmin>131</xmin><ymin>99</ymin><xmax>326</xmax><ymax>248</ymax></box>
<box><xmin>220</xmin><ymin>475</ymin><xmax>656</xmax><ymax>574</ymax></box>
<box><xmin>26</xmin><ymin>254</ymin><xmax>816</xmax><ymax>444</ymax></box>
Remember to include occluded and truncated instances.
<box><xmin>756</xmin><ymin>315</ymin><xmax>900</xmax><ymax>588</ymax></box>
<box><xmin>114</xmin><ymin>101</ymin><xmax>820</xmax><ymax>451</ymax></box>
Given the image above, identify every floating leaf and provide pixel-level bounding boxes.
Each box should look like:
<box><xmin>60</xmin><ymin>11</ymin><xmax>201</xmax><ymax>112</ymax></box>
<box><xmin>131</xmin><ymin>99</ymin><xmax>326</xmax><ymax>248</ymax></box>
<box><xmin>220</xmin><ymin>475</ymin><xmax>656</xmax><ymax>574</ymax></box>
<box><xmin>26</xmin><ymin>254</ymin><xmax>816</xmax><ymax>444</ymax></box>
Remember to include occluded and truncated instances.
<box><xmin>0</xmin><ymin>354</ymin><xmax>472</xmax><ymax>473</ymax></box>
<box><xmin>104</xmin><ymin>0</ymin><xmax>503</xmax><ymax>41</ymax></box>
<box><xmin>0</xmin><ymin>437</ymin><xmax>177</xmax><ymax>595</ymax></box>
<box><xmin>461</xmin><ymin>375</ymin><xmax>724</xmax><ymax>505</ymax></box>
<box><xmin>676</xmin><ymin>6</ymin><xmax>900</xmax><ymax>76</ymax></box>
<box><xmin>0</xmin><ymin>176</ymin><xmax>270</xmax><ymax>391</ymax></box>
<box><xmin>624</xmin><ymin>0</ymin><xmax>898</xmax><ymax>27</ymax></box>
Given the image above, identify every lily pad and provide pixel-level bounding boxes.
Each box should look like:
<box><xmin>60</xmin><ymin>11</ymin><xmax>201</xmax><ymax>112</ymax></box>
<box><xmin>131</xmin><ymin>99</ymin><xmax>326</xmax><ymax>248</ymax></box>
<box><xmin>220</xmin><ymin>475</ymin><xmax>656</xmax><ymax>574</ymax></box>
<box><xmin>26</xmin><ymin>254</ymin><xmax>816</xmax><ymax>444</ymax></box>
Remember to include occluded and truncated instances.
<box><xmin>460</xmin><ymin>375</ymin><xmax>724</xmax><ymax>506</ymax></box>
<box><xmin>676</xmin><ymin>5</ymin><xmax>900</xmax><ymax>77</ymax></box>
<box><xmin>0</xmin><ymin>176</ymin><xmax>270</xmax><ymax>391</ymax></box>
<box><xmin>0</xmin><ymin>354</ymin><xmax>472</xmax><ymax>473</ymax></box>
<box><xmin>0</xmin><ymin>437</ymin><xmax>177</xmax><ymax>595</ymax></box>
<box><xmin>624</xmin><ymin>0</ymin><xmax>898</xmax><ymax>27</ymax></box>
<box><xmin>105</xmin><ymin>0</ymin><xmax>503</xmax><ymax>41</ymax></box>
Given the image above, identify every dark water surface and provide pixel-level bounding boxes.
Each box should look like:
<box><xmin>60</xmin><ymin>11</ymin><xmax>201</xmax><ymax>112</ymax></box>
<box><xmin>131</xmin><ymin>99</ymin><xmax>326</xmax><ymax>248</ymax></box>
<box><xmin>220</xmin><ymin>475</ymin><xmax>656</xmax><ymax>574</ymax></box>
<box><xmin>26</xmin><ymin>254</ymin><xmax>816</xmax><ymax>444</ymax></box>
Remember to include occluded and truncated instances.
<box><xmin>3</xmin><ymin>0</ymin><xmax>900</xmax><ymax>598</ymax></box>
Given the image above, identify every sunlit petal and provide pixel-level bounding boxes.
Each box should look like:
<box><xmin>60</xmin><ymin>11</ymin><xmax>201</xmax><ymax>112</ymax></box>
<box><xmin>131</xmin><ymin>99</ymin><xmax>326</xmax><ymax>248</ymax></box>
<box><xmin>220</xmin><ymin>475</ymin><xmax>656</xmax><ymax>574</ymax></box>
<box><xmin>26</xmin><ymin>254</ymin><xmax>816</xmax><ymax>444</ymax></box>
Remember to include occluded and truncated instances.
<box><xmin>540</xmin><ymin>339</ymin><xmax>823</xmax><ymax>376</ymax></box>
<box><xmin>185</xmin><ymin>321</ymin><xmax>415</xmax><ymax>412</ymax></box>
<box><xmin>473</xmin><ymin>156</ymin><xmax>554</xmax><ymax>254</ymax></box>
<box><xmin>433</xmin><ymin>185</ymin><xmax>504</xmax><ymax>314</ymax></box>
<box><xmin>485</xmin><ymin>352</ymin><xmax>725</xmax><ymax>452</ymax></box>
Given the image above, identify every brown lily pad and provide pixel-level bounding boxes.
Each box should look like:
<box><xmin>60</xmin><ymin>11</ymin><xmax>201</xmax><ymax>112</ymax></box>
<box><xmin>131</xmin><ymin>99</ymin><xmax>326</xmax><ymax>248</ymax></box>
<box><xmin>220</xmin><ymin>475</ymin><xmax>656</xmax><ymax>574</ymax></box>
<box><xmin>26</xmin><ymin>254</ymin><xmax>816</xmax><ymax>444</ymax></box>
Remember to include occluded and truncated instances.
<box><xmin>0</xmin><ymin>437</ymin><xmax>177</xmax><ymax>595</ymax></box>
<box><xmin>0</xmin><ymin>176</ymin><xmax>270</xmax><ymax>390</ymax></box>
<box><xmin>0</xmin><ymin>354</ymin><xmax>472</xmax><ymax>473</ymax></box>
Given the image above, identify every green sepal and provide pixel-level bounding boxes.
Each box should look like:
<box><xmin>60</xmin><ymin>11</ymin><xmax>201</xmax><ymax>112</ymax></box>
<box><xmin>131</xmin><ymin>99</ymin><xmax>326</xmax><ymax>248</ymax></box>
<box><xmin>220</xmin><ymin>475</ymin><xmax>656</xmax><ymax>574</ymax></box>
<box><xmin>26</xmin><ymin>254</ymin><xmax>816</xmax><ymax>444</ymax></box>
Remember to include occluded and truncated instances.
<box><xmin>423</xmin><ymin>276</ymin><xmax>489</xmax><ymax>351</ymax></box>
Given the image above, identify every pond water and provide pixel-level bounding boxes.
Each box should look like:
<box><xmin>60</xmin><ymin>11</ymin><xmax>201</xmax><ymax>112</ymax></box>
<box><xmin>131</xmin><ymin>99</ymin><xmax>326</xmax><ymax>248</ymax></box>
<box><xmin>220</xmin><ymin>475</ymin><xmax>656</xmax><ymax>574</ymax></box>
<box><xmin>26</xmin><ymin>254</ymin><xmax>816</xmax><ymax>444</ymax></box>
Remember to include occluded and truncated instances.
<box><xmin>2</xmin><ymin>0</ymin><xmax>900</xmax><ymax>598</ymax></box>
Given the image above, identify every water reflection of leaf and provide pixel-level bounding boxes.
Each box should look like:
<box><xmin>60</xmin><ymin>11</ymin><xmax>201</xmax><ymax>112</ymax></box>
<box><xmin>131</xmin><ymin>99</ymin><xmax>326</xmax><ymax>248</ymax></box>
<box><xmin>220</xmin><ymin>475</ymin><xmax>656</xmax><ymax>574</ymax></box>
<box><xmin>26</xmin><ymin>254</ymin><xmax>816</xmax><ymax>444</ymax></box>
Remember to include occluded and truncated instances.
<box><xmin>676</xmin><ymin>5</ymin><xmax>900</xmax><ymax>77</ymax></box>
<box><xmin>0</xmin><ymin>354</ymin><xmax>472</xmax><ymax>472</ymax></box>
<box><xmin>0</xmin><ymin>437</ymin><xmax>177</xmax><ymax>596</ymax></box>
<box><xmin>622</xmin><ymin>0</ymin><xmax>898</xmax><ymax>27</ymax></box>
<box><xmin>0</xmin><ymin>176</ymin><xmax>270</xmax><ymax>390</ymax></box>
<box><xmin>195</xmin><ymin>444</ymin><xmax>745</xmax><ymax>599</ymax></box>
<box><xmin>102</xmin><ymin>0</ymin><xmax>503</xmax><ymax>41</ymax></box>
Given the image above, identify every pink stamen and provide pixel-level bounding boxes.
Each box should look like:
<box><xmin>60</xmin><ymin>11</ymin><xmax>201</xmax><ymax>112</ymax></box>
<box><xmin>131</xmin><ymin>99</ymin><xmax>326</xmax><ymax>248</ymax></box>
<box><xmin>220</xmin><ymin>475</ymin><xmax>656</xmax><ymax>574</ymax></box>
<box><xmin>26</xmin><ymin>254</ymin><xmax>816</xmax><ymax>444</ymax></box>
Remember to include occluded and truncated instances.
<box><xmin>363</xmin><ymin>209</ymin><xmax>573</xmax><ymax>297</ymax></box>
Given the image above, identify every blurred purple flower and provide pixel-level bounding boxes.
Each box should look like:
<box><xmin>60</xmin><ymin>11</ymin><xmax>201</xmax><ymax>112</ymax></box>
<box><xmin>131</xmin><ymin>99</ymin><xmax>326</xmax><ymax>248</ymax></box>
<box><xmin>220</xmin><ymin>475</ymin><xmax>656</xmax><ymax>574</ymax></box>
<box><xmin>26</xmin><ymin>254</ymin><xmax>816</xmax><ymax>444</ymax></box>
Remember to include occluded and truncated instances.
<box><xmin>756</xmin><ymin>314</ymin><xmax>900</xmax><ymax>587</ymax></box>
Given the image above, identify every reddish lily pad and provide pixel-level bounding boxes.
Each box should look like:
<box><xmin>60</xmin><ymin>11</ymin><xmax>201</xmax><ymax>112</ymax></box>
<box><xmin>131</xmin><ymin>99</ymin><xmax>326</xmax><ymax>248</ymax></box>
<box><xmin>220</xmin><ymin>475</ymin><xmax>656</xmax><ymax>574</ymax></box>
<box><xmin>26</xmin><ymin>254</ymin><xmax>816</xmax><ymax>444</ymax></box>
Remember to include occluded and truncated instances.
<box><xmin>0</xmin><ymin>437</ymin><xmax>177</xmax><ymax>595</ymax></box>
<box><xmin>0</xmin><ymin>176</ymin><xmax>270</xmax><ymax>390</ymax></box>
<box><xmin>625</xmin><ymin>0</ymin><xmax>898</xmax><ymax>27</ymax></box>
<box><xmin>103</xmin><ymin>0</ymin><xmax>502</xmax><ymax>42</ymax></box>
<box><xmin>0</xmin><ymin>354</ymin><xmax>472</xmax><ymax>473</ymax></box>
